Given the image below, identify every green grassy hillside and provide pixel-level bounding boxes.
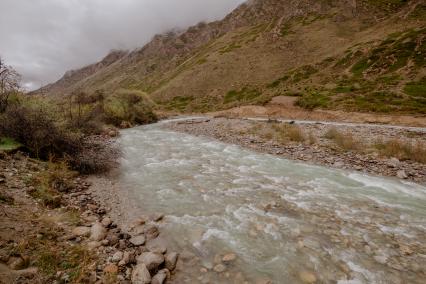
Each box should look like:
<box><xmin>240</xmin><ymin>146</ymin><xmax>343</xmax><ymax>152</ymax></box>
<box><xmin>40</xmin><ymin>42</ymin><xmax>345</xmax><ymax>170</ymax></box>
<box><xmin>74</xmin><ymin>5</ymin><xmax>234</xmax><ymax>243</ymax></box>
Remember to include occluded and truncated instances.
<box><xmin>36</xmin><ymin>0</ymin><xmax>426</xmax><ymax>115</ymax></box>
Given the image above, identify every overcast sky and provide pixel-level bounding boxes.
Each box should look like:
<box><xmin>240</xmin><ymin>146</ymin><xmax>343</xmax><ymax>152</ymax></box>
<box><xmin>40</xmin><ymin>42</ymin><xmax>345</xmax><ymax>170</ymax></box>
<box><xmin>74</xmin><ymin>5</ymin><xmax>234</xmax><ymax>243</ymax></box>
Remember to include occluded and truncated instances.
<box><xmin>0</xmin><ymin>0</ymin><xmax>244</xmax><ymax>90</ymax></box>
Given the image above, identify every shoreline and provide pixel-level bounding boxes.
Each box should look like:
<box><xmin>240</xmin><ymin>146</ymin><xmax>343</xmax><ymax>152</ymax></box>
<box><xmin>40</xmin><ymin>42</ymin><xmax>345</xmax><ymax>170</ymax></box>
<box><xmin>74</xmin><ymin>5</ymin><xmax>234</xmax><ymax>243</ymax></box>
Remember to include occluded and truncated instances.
<box><xmin>163</xmin><ymin>117</ymin><xmax>426</xmax><ymax>184</ymax></box>
<box><xmin>0</xmin><ymin>135</ymin><xmax>179</xmax><ymax>283</ymax></box>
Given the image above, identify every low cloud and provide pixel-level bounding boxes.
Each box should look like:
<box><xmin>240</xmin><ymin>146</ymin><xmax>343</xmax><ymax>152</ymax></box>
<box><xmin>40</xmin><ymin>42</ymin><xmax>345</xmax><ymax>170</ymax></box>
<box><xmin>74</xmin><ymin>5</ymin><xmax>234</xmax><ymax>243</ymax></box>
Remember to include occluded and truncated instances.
<box><xmin>0</xmin><ymin>0</ymin><xmax>245</xmax><ymax>90</ymax></box>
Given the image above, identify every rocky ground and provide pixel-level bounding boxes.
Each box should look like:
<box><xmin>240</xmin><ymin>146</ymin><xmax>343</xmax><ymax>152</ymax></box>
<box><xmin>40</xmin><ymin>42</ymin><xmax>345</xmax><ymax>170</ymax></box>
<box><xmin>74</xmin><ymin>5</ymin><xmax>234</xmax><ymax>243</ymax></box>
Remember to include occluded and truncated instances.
<box><xmin>164</xmin><ymin>117</ymin><xmax>426</xmax><ymax>184</ymax></box>
<box><xmin>0</xmin><ymin>151</ymin><xmax>179</xmax><ymax>284</ymax></box>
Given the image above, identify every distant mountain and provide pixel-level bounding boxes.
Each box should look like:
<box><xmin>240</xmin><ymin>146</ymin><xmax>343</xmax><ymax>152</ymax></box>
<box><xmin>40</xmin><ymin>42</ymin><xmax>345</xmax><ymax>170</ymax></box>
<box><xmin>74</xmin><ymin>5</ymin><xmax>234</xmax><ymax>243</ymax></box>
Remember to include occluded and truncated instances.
<box><xmin>35</xmin><ymin>0</ymin><xmax>426</xmax><ymax>114</ymax></box>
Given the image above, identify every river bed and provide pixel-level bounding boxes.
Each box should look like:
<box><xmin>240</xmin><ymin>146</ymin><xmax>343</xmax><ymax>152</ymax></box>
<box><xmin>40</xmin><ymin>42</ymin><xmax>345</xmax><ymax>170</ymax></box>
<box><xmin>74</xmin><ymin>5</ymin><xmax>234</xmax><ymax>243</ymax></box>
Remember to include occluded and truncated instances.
<box><xmin>116</xmin><ymin>121</ymin><xmax>426</xmax><ymax>283</ymax></box>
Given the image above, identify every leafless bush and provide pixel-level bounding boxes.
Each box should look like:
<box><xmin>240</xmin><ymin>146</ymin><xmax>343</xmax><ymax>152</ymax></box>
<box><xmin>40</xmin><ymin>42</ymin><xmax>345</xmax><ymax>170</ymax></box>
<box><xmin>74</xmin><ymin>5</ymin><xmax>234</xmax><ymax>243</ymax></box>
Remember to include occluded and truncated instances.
<box><xmin>0</xmin><ymin>57</ymin><xmax>21</xmax><ymax>113</ymax></box>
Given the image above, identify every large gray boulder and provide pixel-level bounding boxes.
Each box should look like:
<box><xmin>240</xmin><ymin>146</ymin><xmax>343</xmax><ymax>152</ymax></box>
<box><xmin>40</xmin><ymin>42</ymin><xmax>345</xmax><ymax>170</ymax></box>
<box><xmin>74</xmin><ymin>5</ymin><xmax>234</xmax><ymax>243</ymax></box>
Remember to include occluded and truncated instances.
<box><xmin>72</xmin><ymin>226</ymin><xmax>91</xmax><ymax>237</ymax></box>
<box><xmin>129</xmin><ymin>235</ymin><xmax>146</xmax><ymax>246</ymax></box>
<box><xmin>90</xmin><ymin>222</ymin><xmax>107</xmax><ymax>241</ymax></box>
<box><xmin>131</xmin><ymin>263</ymin><xmax>151</xmax><ymax>284</ymax></box>
<box><xmin>164</xmin><ymin>252</ymin><xmax>178</xmax><ymax>271</ymax></box>
<box><xmin>137</xmin><ymin>252</ymin><xmax>164</xmax><ymax>272</ymax></box>
<box><xmin>151</xmin><ymin>269</ymin><xmax>168</xmax><ymax>284</ymax></box>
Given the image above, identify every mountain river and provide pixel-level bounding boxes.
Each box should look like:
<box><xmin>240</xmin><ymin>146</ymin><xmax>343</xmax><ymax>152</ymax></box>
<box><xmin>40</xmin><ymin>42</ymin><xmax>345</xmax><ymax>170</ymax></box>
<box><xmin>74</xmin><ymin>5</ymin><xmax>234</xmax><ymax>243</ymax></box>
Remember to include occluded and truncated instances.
<box><xmin>115</xmin><ymin>120</ymin><xmax>426</xmax><ymax>284</ymax></box>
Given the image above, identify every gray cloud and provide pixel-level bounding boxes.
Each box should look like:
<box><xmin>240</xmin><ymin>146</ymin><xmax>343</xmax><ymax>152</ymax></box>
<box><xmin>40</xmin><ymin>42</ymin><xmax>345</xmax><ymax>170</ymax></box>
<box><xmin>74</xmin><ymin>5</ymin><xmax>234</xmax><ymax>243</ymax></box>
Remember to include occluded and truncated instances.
<box><xmin>0</xmin><ymin>0</ymin><xmax>245</xmax><ymax>90</ymax></box>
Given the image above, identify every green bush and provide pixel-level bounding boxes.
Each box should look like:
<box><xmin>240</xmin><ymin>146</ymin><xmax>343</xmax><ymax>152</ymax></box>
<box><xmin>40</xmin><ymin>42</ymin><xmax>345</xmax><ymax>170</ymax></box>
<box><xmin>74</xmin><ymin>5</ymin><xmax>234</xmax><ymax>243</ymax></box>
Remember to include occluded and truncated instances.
<box><xmin>104</xmin><ymin>90</ymin><xmax>157</xmax><ymax>127</ymax></box>
<box><xmin>296</xmin><ymin>92</ymin><xmax>331</xmax><ymax>110</ymax></box>
<box><xmin>224</xmin><ymin>87</ymin><xmax>262</xmax><ymax>104</ymax></box>
<box><xmin>404</xmin><ymin>78</ymin><xmax>426</xmax><ymax>98</ymax></box>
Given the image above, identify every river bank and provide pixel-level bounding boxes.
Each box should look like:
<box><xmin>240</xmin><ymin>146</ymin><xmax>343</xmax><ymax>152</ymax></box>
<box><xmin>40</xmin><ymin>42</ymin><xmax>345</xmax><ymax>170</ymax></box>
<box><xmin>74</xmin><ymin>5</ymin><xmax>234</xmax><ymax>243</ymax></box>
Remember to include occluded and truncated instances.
<box><xmin>164</xmin><ymin>117</ymin><xmax>426</xmax><ymax>184</ymax></box>
<box><xmin>0</xmin><ymin>144</ymin><xmax>178</xmax><ymax>283</ymax></box>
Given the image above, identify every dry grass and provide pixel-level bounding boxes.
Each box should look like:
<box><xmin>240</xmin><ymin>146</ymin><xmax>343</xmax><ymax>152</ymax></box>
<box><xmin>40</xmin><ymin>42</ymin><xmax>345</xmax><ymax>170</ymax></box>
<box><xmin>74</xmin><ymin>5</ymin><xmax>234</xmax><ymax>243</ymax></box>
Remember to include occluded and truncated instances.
<box><xmin>264</xmin><ymin>123</ymin><xmax>306</xmax><ymax>143</ymax></box>
<box><xmin>27</xmin><ymin>162</ymin><xmax>76</xmax><ymax>208</ymax></box>
<box><xmin>324</xmin><ymin>127</ymin><xmax>361</xmax><ymax>151</ymax></box>
<box><xmin>7</xmin><ymin>215</ymin><xmax>95</xmax><ymax>283</ymax></box>
<box><xmin>250</xmin><ymin>123</ymin><xmax>306</xmax><ymax>144</ymax></box>
<box><xmin>375</xmin><ymin>139</ymin><xmax>426</xmax><ymax>164</ymax></box>
<box><xmin>308</xmin><ymin>132</ymin><xmax>316</xmax><ymax>145</ymax></box>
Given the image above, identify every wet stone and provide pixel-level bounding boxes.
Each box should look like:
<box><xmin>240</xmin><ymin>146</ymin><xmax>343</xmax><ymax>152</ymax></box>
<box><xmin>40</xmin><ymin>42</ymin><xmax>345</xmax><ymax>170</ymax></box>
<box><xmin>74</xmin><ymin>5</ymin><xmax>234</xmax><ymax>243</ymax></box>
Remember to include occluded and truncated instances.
<box><xmin>130</xmin><ymin>235</ymin><xmax>146</xmax><ymax>246</ymax></box>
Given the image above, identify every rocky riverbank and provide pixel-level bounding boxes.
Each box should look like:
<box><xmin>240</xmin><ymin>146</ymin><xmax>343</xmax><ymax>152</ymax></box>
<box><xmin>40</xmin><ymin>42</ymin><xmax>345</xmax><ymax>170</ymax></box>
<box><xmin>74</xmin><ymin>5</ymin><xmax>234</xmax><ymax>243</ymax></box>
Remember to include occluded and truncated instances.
<box><xmin>164</xmin><ymin>117</ymin><xmax>426</xmax><ymax>184</ymax></box>
<box><xmin>0</xmin><ymin>150</ymin><xmax>179</xmax><ymax>283</ymax></box>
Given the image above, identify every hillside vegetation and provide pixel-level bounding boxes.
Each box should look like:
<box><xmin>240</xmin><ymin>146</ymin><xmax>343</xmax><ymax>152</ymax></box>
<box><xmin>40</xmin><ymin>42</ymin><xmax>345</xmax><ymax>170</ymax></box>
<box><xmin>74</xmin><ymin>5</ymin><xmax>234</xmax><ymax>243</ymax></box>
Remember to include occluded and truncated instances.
<box><xmin>35</xmin><ymin>0</ymin><xmax>426</xmax><ymax>115</ymax></box>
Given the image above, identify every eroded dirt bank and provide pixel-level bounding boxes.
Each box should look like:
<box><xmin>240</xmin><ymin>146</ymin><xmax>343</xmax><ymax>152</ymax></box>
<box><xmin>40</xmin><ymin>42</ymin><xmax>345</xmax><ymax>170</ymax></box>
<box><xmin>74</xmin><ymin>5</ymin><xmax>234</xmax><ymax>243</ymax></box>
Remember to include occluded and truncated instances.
<box><xmin>164</xmin><ymin>117</ymin><xmax>426</xmax><ymax>184</ymax></box>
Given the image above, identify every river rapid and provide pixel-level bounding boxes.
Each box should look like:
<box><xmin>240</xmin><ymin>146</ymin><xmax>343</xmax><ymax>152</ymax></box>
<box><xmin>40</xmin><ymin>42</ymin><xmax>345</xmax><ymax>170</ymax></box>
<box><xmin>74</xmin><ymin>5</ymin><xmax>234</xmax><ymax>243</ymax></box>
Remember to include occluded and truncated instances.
<box><xmin>116</xmin><ymin>121</ymin><xmax>426</xmax><ymax>284</ymax></box>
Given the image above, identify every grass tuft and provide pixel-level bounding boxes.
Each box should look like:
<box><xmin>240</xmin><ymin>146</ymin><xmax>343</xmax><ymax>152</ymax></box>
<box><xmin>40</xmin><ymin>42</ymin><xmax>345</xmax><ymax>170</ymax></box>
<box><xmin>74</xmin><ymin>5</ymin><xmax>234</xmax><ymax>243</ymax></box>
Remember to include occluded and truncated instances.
<box><xmin>374</xmin><ymin>139</ymin><xmax>426</xmax><ymax>164</ymax></box>
<box><xmin>324</xmin><ymin>128</ymin><xmax>361</xmax><ymax>151</ymax></box>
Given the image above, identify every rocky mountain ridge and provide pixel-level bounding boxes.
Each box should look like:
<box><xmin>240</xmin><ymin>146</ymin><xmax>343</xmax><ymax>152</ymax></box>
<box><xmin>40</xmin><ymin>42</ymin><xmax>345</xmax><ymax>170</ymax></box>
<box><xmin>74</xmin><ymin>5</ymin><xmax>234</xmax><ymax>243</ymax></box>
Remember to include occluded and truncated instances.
<box><xmin>34</xmin><ymin>0</ymin><xmax>425</xmax><ymax>115</ymax></box>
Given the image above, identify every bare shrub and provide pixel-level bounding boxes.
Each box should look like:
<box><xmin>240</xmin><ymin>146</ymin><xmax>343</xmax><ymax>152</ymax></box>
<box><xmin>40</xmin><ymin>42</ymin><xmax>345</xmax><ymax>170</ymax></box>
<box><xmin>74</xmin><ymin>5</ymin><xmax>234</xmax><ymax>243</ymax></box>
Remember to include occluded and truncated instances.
<box><xmin>70</xmin><ymin>136</ymin><xmax>119</xmax><ymax>174</ymax></box>
<box><xmin>0</xmin><ymin>105</ymin><xmax>82</xmax><ymax>159</ymax></box>
<box><xmin>0</xmin><ymin>57</ymin><xmax>21</xmax><ymax>113</ymax></box>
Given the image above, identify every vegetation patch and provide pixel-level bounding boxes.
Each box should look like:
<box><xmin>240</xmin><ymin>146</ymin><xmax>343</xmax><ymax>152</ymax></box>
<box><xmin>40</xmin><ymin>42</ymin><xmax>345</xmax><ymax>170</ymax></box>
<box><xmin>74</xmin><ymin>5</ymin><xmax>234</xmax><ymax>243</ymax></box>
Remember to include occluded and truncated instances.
<box><xmin>267</xmin><ymin>75</ymin><xmax>290</xmax><ymax>88</ymax></box>
<box><xmin>249</xmin><ymin>122</ymin><xmax>306</xmax><ymax>144</ymax></box>
<box><xmin>292</xmin><ymin>65</ymin><xmax>318</xmax><ymax>82</ymax></box>
<box><xmin>164</xmin><ymin>96</ymin><xmax>194</xmax><ymax>111</ymax></box>
<box><xmin>0</xmin><ymin>137</ymin><xmax>21</xmax><ymax>151</ymax></box>
<box><xmin>404</xmin><ymin>77</ymin><xmax>426</xmax><ymax>98</ymax></box>
<box><xmin>280</xmin><ymin>23</ymin><xmax>293</xmax><ymax>37</ymax></box>
<box><xmin>27</xmin><ymin>162</ymin><xmax>76</xmax><ymax>208</ymax></box>
<box><xmin>409</xmin><ymin>3</ymin><xmax>426</xmax><ymax>19</ymax></box>
<box><xmin>295</xmin><ymin>92</ymin><xmax>331</xmax><ymax>110</ymax></box>
<box><xmin>350</xmin><ymin>28</ymin><xmax>424</xmax><ymax>76</ymax></box>
<box><xmin>375</xmin><ymin>139</ymin><xmax>426</xmax><ymax>164</ymax></box>
<box><xmin>223</xmin><ymin>87</ymin><xmax>262</xmax><ymax>104</ymax></box>
<box><xmin>219</xmin><ymin>43</ymin><xmax>242</xmax><ymax>54</ymax></box>
<box><xmin>324</xmin><ymin>128</ymin><xmax>361</xmax><ymax>151</ymax></box>
<box><xmin>103</xmin><ymin>90</ymin><xmax>157</xmax><ymax>126</ymax></box>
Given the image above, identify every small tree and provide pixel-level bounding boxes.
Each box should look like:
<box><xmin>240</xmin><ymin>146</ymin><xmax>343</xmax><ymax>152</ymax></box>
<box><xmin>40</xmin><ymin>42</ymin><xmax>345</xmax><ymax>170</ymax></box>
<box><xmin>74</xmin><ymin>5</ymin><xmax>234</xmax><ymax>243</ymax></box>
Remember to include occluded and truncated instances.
<box><xmin>0</xmin><ymin>57</ymin><xmax>21</xmax><ymax>113</ymax></box>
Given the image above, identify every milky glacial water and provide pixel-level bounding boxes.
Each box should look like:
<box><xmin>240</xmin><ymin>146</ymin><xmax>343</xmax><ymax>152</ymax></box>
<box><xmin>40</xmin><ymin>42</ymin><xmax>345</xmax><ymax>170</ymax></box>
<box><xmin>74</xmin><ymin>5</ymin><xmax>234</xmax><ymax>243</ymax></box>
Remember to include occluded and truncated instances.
<box><xmin>118</xmin><ymin>122</ymin><xmax>426</xmax><ymax>284</ymax></box>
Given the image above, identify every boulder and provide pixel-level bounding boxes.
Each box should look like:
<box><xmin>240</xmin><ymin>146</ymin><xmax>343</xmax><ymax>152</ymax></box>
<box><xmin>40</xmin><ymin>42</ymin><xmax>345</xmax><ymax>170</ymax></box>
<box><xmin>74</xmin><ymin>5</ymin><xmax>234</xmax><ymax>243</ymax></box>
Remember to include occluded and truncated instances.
<box><xmin>222</xmin><ymin>253</ymin><xmax>237</xmax><ymax>263</ymax></box>
<box><xmin>374</xmin><ymin>255</ymin><xmax>388</xmax><ymax>265</ymax></box>
<box><xmin>144</xmin><ymin>224</ymin><xmax>160</xmax><ymax>240</ymax></box>
<box><xmin>130</xmin><ymin>235</ymin><xmax>146</xmax><ymax>246</ymax></box>
<box><xmin>72</xmin><ymin>226</ymin><xmax>91</xmax><ymax>237</ymax></box>
<box><xmin>118</xmin><ymin>239</ymin><xmax>127</xmax><ymax>250</ymax></box>
<box><xmin>387</xmin><ymin>158</ymin><xmax>400</xmax><ymax>168</ymax></box>
<box><xmin>8</xmin><ymin>256</ymin><xmax>27</xmax><ymax>270</ymax></box>
<box><xmin>103</xmin><ymin>263</ymin><xmax>118</xmax><ymax>274</ymax></box>
<box><xmin>101</xmin><ymin>217</ymin><xmax>112</xmax><ymax>227</ymax></box>
<box><xmin>86</xmin><ymin>241</ymin><xmax>102</xmax><ymax>250</ymax></box>
<box><xmin>137</xmin><ymin>252</ymin><xmax>164</xmax><ymax>272</ymax></box>
<box><xmin>152</xmin><ymin>269</ymin><xmax>167</xmax><ymax>284</ymax></box>
<box><xmin>106</xmin><ymin>232</ymin><xmax>119</xmax><ymax>246</ymax></box>
<box><xmin>131</xmin><ymin>263</ymin><xmax>151</xmax><ymax>284</ymax></box>
<box><xmin>149</xmin><ymin>213</ymin><xmax>165</xmax><ymax>222</ymax></box>
<box><xmin>90</xmin><ymin>222</ymin><xmax>107</xmax><ymax>241</ymax></box>
<box><xmin>146</xmin><ymin>237</ymin><xmax>167</xmax><ymax>254</ymax></box>
<box><xmin>164</xmin><ymin>252</ymin><xmax>178</xmax><ymax>271</ymax></box>
<box><xmin>298</xmin><ymin>270</ymin><xmax>317</xmax><ymax>283</ymax></box>
<box><xmin>118</xmin><ymin>250</ymin><xmax>135</xmax><ymax>266</ymax></box>
<box><xmin>213</xmin><ymin>264</ymin><xmax>226</xmax><ymax>273</ymax></box>
<box><xmin>111</xmin><ymin>251</ymin><xmax>123</xmax><ymax>263</ymax></box>
<box><xmin>397</xmin><ymin>170</ymin><xmax>408</xmax><ymax>179</ymax></box>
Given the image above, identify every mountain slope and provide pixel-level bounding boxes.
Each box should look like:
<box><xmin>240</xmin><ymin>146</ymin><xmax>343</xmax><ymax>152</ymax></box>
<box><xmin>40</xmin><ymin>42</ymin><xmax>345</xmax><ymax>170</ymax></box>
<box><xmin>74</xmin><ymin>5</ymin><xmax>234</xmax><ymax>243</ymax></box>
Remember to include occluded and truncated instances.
<box><xmin>36</xmin><ymin>0</ymin><xmax>426</xmax><ymax>115</ymax></box>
